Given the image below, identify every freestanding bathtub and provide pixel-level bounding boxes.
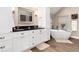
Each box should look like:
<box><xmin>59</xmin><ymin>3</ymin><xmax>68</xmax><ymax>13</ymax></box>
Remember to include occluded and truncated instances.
<box><xmin>50</xmin><ymin>29</ymin><xmax>71</xmax><ymax>40</ymax></box>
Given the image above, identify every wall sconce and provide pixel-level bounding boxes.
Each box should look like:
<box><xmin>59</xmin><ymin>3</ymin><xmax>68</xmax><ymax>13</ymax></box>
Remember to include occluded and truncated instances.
<box><xmin>34</xmin><ymin>8</ymin><xmax>38</xmax><ymax>16</ymax></box>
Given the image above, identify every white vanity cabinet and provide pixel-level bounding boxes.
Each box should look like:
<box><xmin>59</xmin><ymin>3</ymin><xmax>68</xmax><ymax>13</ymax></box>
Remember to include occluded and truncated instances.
<box><xmin>0</xmin><ymin>40</ymin><xmax>13</xmax><ymax>52</ymax></box>
<box><xmin>33</xmin><ymin>29</ymin><xmax>49</xmax><ymax>45</ymax></box>
<box><xmin>0</xmin><ymin>29</ymin><xmax>50</xmax><ymax>52</ymax></box>
<box><xmin>0</xmin><ymin>33</ymin><xmax>13</xmax><ymax>52</ymax></box>
<box><xmin>13</xmin><ymin>29</ymin><xmax>50</xmax><ymax>52</ymax></box>
<box><xmin>13</xmin><ymin>32</ymin><xmax>33</xmax><ymax>52</ymax></box>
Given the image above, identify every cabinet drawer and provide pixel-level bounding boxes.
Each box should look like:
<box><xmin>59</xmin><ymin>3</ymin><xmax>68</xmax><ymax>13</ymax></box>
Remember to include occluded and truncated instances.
<box><xmin>0</xmin><ymin>33</ymin><xmax>14</xmax><ymax>42</ymax></box>
<box><xmin>0</xmin><ymin>40</ymin><xmax>13</xmax><ymax>52</ymax></box>
<box><xmin>13</xmin><ymin>31</ymin><xmax>32</xmax><ymax>38</ymax></box>
<box><xmin>13</xmin><ymin>37</ymin><xmax>33</xmax><ymax>52</ymax></box>
<box><xmin>32</xmin><ymin>30</ymin><xmax>41</xmax><ymax>34</ymax></box>
<box><xmin>31</xmin><ymin>29</ymin><xmax>46</xmax><ymax>35</ymax></box>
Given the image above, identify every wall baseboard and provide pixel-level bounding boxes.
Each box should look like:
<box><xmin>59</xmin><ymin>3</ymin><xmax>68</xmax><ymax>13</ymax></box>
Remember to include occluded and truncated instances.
<box><xmin>71</xmin><ymin>36</ymin><xmax>79</xmax><ymax>39</ymax></box>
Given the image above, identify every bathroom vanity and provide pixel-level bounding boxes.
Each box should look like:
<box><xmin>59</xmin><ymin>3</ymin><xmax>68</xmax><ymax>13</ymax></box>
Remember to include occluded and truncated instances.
<box><xmin>0</xmin><ymin>28</ymin><xmax>50</xmax><ymax>52</ymax></box>
<box><xmin>0</xmin><ymin>7</ymin><xmax>50</xmax><ymax>52</ymax></box>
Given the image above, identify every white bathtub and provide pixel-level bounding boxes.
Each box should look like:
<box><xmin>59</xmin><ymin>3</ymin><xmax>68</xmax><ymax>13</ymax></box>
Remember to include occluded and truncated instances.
<box><xmin>50</xmin><ymin>29</ymin><xmax>71</xmax><ymax>40</ymax></box>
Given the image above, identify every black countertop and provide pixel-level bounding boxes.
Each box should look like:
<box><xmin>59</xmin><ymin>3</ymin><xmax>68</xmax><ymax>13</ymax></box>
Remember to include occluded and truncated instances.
<box><xmin>12</xmin><ymin>28</ymin><xmax>44</xmax><ymax>32</ymax></box>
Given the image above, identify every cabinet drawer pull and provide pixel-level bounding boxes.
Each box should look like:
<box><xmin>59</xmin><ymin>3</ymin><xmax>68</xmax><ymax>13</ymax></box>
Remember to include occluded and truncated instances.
<box><xmin>32</xmin><ymin>37</ymin><xmax>34</xmax><ymax>38</ymax></box>
<box><xmin>40</xmin><ymin>30</ymin><xmax>42</xmax><ymax>32</ymax></box>
<box><xmin>0</xmin><ymin>37</ymin><xmax>5</xmax><ymax>39</ymax></box>
<box><xmin>0</xmin><ymin>46</ymin><xmax>5</xmax><ymax>49</ymax></box>
<box><xmin>21</xmin><ymin>33</ymin><xmax>24</xmax><ymax>35</ymax></box>
<box><xmin>32</xmin><ymin>31</ymin><xmax>34</xmax><ymax>33</ymax></box>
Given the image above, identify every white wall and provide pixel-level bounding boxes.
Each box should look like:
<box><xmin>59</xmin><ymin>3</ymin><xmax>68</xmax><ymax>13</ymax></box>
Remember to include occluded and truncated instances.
<box><xmin>53</xmin><ymin>7</ymin><xmax>79</xmax><ymax>37</ymax></box>
<box><xmin>38</xmin><ymin>7</ymin><xmax>51</xmax><ymax>29</ymax></box>
<box><xmin>0</xmin><ymin>7</ymin><xmax>14</xmax><ymax>33</ymax></box>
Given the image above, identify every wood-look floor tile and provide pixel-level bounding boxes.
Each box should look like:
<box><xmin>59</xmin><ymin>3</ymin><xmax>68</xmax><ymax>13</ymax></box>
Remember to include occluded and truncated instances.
<box><xmin>31</xmin><ymin>38</ymin><xmax>79</xmax><ymax>52</ymax></box>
